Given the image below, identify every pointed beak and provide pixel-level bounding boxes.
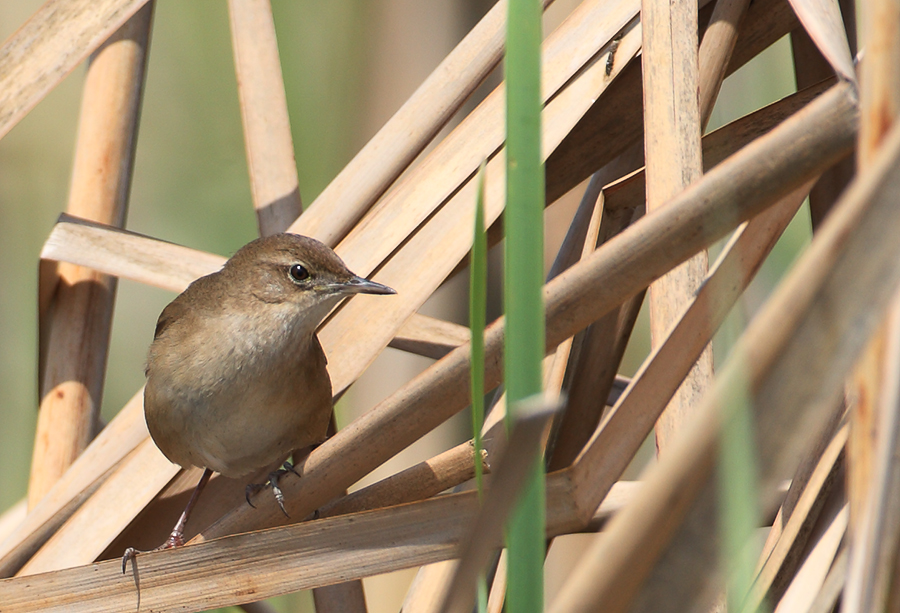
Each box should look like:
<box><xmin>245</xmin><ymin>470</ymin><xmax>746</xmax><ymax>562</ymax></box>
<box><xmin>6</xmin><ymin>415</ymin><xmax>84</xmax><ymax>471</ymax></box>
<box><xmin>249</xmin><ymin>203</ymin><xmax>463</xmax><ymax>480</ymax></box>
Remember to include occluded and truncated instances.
<box><xmin>341</xmin><ymin>275</ymin><xmax>397</xmax><ymax>296</ymax></box>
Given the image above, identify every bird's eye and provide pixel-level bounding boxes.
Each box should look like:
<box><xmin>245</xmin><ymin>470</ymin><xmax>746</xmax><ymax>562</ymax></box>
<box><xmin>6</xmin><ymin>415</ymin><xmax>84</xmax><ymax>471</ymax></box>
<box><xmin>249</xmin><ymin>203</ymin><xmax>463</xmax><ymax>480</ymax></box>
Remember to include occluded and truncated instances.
<box><xmin>289</xmin><ymin>264</ymin><xmax>310</xmax><ymax>283</ymax></box>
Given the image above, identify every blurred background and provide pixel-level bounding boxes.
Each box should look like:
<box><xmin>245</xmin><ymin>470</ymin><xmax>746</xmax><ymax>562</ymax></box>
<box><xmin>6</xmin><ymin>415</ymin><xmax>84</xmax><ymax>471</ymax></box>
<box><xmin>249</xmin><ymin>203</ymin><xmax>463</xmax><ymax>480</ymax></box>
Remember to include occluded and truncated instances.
<box><xmin>0</xmin><ymin>1</ymin><xmax>803</xmax><ymax>610</ymax></box>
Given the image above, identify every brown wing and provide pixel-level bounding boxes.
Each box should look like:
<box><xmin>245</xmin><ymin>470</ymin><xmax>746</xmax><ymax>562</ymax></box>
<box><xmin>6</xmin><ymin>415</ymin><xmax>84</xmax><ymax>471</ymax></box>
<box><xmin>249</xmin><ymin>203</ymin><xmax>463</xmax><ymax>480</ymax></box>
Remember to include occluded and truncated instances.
<box><xmin>152</xmin><ymin>272</ymin><xmax>226</xmax><ymax>341</ymax></box>
<box><xmin>145</xmin><ymin>273</ymin><xmax>222</xmax><ymax>376</ymax></box>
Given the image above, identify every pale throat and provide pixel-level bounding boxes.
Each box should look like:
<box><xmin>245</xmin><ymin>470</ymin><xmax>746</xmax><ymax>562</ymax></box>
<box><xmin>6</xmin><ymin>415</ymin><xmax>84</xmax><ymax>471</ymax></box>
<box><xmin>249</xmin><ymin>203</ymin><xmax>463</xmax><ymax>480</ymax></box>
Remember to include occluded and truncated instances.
<box><xmin>234</xmin><ymin>291</ymin><xmax>343</xmax><ymax>352</ymax></box>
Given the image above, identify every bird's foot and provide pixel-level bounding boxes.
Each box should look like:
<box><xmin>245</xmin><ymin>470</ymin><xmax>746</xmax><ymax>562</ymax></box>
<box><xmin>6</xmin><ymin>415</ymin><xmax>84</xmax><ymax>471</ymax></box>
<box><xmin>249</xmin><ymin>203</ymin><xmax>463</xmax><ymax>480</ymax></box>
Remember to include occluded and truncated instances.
<box><xmin>121</xmin><ymin>531</ymin><xmax>184</xmax><ymax>573</ymax></box>
<box><xmin>122</xmin><ymin>547</ymin><xmax>139</xmax><ymax>574</ymax></box>
<box><xmin>245</xmin><ymin>461</ymin><xmax>302</xmax><ymax>517</ymax></box>
<box><xmin>122</xmin><ymin>467</ymin><xmax>211</xmax><ymax>574</ymax></box>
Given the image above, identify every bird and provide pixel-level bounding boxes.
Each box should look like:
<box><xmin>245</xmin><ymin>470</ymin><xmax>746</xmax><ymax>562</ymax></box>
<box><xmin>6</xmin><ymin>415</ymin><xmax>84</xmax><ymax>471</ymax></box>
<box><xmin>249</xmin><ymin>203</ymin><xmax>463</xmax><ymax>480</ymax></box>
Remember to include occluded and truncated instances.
<box><xmin>123</xmin><ymin>233</ymin><xmax>395</xmax><ymax>569</ymax></box>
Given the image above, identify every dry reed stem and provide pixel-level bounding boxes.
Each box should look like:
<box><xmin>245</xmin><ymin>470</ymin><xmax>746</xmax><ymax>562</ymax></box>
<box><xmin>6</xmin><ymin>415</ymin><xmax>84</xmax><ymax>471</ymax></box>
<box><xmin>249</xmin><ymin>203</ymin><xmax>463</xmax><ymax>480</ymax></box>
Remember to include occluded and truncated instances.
<box><xmin>42</xmin><ymin>214</ymin><xmax>226</xmax><ymax>294</ymax></box>
<box><xmin>332</xmin><ymin>0</ymin><xmax>639</xmax><ymax>282</ymax></box>
<box><xmin>844</xmin><ymin>299</ymin><xmax>900</xmax><ymax>611</ymax></box>
<box><xmin>791</xmin><ymin>22</ymin><xmax>855</xmax><ymax>229</ymax></box>
<box><xmin>1</xmin><ymin>494</ymin><xmax>485</xmax><ymax>612</ymax></box>
<box><xmin>0</xmin><ymin>0</ymin><xmax>150</xmax><ymax>140</ymax></box>
<box><xmin>0</xmin><ymin>472</ymin><xmax>584</xmax><ymax>612</ymax></box>
<box><xmin>569</xmin><ymin>179</ymin><xmax>810</xmax><ymax>530</ymax></box>
<box><xmin>228</xmin><ymin>0</ymin><xmax>302</xmax><ymax>236</ymax></box>
<box><xmin>0</xmin><ymin>391</ymin><xmax>145</xmax><ymax>577</ymax></box>
<box><xmin>575</xmin><ymin>33</ymin><xmax>830</xmax><ymax>613</ymax></box>
<box><xmin>697</xmin><ymin>0</ymin><xmax>750</xmax><ymax>129</ymax></box>
<box><xmin>318</xmin><ymin>442</ymin><xmax>483</xmax><ymax>519</ymax></box>
<box><xmin>20</xmin><ymin>437</ymin><xmax>176</xmax><ymax>575</ymax></box>
<box><xmin>755</xmin><ymin>395</ymin><xmax>845</xmax><ymax>580</ymax></box>
<box><xmin>290</xmin><ymin>0</ymin><xmax>554</xmax><ymax>247</ymax></box>
<box><xmin>486</xmin><ymin>552</ymin><xmax>507</xmax><ymax>613</ymax></box>
<box><xmin>474</xmin><ymin>0</ymin><xmax>794</xmax><ymax>264</ymax></box>
<box><xmin>312</xmin><ymin>583</ymin><xmax>368</xmax><ymax>613</ymax></box>
<box><xmin>603</xmin><ymin>76</ymin><xmax>834</xmax><ymax>219</ymax></box>
<box><xmin>193</xmin><ymin>83</ymin><xmax>857</xmax><ymax>546</ymax></box>
<box><xmin>403</xmin><ymin>560</ymin><xmax>458</xmax><ymax>613</ymax></box>
<box><xmin>549</xmin><ymin>0</ymin><xmax>767</xmax><ymax>472</ymax></box>
<box><xmin>44</xmin><ymin>216</ymin><xmax>460</xmax><ymax>358</ymax></box>
<box><xmin>552</xmin><ymin>87</ymin><xmax>900</xmax><ymax>613</ymax></box>
<box><xmin>641</xmin><ymin>0</ymin><xmax>710</xmax><ymax>453</ymax></box>
<box><xmin>319</xmin><ymin>14</ymin><xmax>642</xmax><ymax>400</ymax></box>
<box><xmin>845</xmin><ymin>1</ymin><xmax>900</xmax><ymax>609</ymax></box>
<box><xmin>808</xmin><ymin>545</ymin><xmax>850</xmax><ymax>613</ymax></box>
<box><xmin>545</xmin><ymin>0</ymin><xmax>800</xmax><ymax>204</ymax></box>
<box><xmin>573</xmin><ymin>180</ymin><xmax>809</xmax><ymax>540</ymax></box>
<box><xmin>29</xmin><ymin>4</ymin><xmax>152</xmax><ymax>509</ymax></box>
<box><xmin>856</xmin><ymin>0</ymin><xmax>900</xmax><ymax>167</ymax></box>
<box><xmin>389</xmin><ymin>316</ymin><xmax>470</xmax><ymax>360</ymax></box>
<box><xmin>437</xmin><ymin>398</ymin><xmax>561</xmax><ymax>613</ymax></box>
<box><xmin>550</xmin><ymin>79</ymin><xmax>833</xmax><ymax>469</ymax></box>
<box><xmin>744</xmin><ymin>424</ymin><xmax>848</xmax><ymax>611</ymax></box>
<box><xmin>548</xmin><ymin>187</ymin><xmax>633</xmax><ymax>471</ymax></box>
<box><xmin>774</xmin><ymin>502</ymin><xmax>849</xmax><ymax>612</ymax></box>
<box><xmin>787</xmin><ymin>0</ymin><xmax>856</xmax><ymax>84</ymax></box>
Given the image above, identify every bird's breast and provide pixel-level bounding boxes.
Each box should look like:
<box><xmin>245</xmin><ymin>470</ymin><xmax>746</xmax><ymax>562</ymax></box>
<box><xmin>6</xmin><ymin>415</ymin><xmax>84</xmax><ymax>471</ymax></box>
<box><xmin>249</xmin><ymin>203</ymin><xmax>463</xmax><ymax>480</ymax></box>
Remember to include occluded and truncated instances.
<box><xmin>144</xmin><ymin>309</ymin><xmax>333</xmax><ymax>477</ymax></box>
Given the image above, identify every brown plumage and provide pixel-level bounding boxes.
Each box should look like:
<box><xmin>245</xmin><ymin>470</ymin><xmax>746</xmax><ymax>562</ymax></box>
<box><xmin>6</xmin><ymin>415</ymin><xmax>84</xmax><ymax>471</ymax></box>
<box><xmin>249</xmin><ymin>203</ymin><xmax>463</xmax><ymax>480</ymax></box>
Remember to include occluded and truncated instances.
<box><xmin>144</xmin><ymin>234</ymin><xmax>396</xmax><ymax>478</ymax></box>
<box><xmin>126</xmin><ymin>234</ymin><xmax>394</xmax><ymax>562</ymax></box>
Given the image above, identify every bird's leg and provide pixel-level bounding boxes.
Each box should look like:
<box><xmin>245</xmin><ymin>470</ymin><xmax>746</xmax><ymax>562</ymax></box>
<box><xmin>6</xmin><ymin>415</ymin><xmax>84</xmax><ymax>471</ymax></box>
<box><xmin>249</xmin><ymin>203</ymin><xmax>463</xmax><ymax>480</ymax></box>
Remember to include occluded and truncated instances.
<box><xmin>244</xmin><ymin>443</ymin><xmax>331</xmax><ymax>516</ymax></box>
<box><xmin>122</xmin><ymin>468</ymin><xmax>213</xmax><ymax>573</ymax></box>
<box><xmin>164</xmin><ymin>467</ymin><xmax>213</xmax><ymax>547</ymax></box>
<box><xmin>245</xmin><ymin>461</ymin><xmax>302</xmax><ymax>517</ymax></box>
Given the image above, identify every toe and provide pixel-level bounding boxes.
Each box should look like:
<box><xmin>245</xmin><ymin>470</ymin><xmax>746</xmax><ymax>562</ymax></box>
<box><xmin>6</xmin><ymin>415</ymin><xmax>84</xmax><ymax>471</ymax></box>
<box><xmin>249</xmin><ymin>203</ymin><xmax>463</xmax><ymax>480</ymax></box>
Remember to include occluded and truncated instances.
<box><xmin>122</xmin><ymin>547</ymin><xmax>138</xmax><ymax>574</ymax></box>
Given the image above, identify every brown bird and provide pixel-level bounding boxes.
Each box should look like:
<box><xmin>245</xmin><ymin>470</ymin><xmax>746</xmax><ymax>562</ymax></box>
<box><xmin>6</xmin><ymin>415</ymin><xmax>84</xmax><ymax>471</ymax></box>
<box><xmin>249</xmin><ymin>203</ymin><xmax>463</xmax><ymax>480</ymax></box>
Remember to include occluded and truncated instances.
<box><xmin>124</xmin><ymin>233</ymin><xmax>394</xmax><ymax>568</ymax></box>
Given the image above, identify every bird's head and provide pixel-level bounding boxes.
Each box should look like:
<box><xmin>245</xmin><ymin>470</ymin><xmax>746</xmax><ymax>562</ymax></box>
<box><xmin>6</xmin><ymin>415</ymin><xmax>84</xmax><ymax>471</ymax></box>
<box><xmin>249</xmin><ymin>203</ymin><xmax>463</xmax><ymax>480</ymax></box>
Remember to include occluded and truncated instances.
<box><xmin>223</xmin><ymin>233</ymin><xmax>395</xmax><ymax>325</ymax></box>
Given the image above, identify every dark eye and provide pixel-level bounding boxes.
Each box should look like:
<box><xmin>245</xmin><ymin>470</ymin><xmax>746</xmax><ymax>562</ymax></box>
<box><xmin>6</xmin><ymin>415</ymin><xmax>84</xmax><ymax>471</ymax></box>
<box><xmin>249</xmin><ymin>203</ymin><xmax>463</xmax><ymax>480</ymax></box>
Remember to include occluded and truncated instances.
<box><xmin>289</xmin><ymin>264</ymin><xmax>310</xmax><ymax>283</ymax></box>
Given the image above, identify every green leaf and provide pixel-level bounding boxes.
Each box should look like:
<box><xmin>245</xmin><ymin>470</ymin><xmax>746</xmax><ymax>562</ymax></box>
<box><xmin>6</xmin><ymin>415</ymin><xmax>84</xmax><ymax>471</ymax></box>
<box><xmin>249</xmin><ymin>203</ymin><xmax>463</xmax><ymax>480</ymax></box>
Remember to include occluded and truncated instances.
<box><xmin>504</xmin><ymin>0</ymin><xmax>545</xmax><ymax>610</ymax></box>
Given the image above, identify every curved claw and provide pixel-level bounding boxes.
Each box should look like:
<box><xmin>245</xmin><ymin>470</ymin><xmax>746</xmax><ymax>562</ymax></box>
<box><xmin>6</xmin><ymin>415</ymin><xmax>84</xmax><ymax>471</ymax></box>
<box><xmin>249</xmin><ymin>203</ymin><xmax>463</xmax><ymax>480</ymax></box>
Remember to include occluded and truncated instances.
<box><xmin>122</xmin><ymin>547</ymin><xmax>138</xmax><ymax>574</ymax></box>
<box><xmin>245</xmin><ymin>482</ymin><xmax>265</xmax><ymax>508</ymax></box>
<box><xmin>282</xmin><ymin>461</ymin><xmax>301</xmax><ymax>478</ymax></box>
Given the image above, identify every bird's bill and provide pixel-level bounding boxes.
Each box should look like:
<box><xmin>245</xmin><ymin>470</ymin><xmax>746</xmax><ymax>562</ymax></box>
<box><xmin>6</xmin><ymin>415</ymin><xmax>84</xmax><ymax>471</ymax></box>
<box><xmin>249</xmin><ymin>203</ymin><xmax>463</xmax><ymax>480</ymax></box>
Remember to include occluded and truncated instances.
<box><xmin>340</xmin><ymin>276</ymin><xmax>397</xmax><ymax>295</ymax></box>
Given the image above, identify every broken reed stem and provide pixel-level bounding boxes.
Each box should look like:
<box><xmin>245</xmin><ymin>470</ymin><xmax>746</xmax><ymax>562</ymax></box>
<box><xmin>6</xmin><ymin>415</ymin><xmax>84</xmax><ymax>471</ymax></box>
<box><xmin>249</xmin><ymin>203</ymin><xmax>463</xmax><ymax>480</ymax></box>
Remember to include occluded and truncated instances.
<box><xmin>228</xmin><ymin>0</ymin><xmax>302</xmax><ymax>236</ymax></box>
<box><xmin>697</xmin><ymin>0</ymin><xmax>750</xmax><ymax>129</ymax></box>
<box><xmin>0</xmin><ymin>0</ymin><xmax>150</xmax><ymax>140</ymax></box>
<box><xmin>29</xmin><ymin>3</ymin><xmax>153</xmax><ymax>509</ymax></box>
<box><xmin>318</xmin><ymin>442</ymin><xmax>483</xmax><ymax>519</ymax></box>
